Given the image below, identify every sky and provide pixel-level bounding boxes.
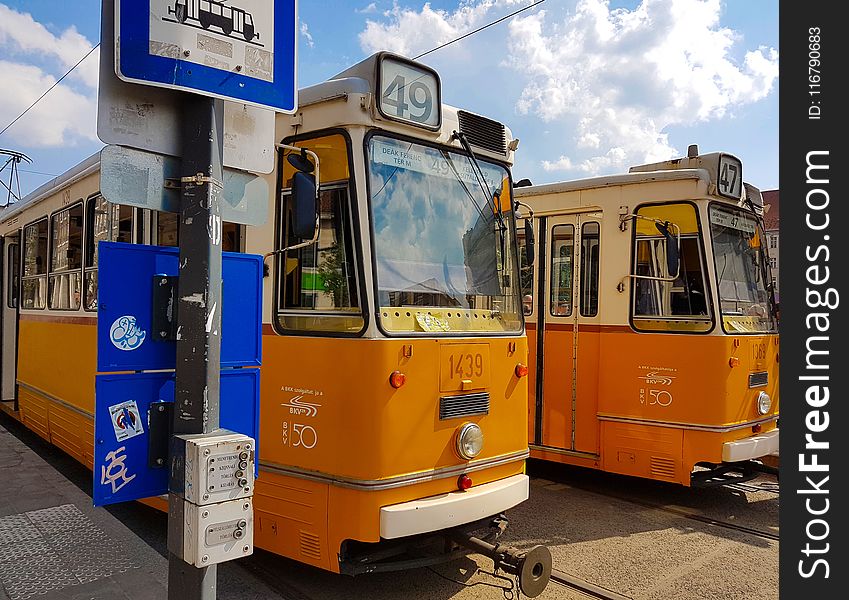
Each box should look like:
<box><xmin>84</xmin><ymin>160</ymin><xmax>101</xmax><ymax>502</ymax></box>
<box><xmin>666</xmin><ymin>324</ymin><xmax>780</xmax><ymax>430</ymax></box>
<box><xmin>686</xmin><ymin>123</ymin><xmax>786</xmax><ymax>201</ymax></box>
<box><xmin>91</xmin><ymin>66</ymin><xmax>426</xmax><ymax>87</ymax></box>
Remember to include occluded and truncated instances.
<box><xmin>0</xmin><ymin>0</ymin><xmax>778</xmax><ymax>204</ymax></box>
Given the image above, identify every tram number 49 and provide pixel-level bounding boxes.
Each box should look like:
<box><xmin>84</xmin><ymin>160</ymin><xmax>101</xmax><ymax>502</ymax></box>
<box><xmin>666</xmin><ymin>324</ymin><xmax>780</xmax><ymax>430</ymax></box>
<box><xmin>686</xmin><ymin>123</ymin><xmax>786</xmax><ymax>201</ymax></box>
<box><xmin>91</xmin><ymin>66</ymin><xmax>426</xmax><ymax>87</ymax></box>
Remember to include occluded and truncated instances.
<box><xmin>448</xmin><ymin>353</ymin><xmax>484</xmax><ymax>379</ymax></box>
<box><xmin>282</xmin><ymin>421</ymin><xmax>317</xmax><ymax>449</ymax></box>
<box><xmin>382</xmin><ymin>75</ymin><xmax>433</xmax><ymax>124</ymax></box>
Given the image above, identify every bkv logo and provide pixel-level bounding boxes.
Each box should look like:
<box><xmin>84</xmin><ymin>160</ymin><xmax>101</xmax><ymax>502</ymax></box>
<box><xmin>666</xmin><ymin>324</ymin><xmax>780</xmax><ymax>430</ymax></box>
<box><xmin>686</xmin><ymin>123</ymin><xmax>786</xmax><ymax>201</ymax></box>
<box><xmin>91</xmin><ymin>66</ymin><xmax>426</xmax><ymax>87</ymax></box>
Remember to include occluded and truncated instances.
<box><xmin>110</xmin><ymin>316</ymin><xmax>146</xmax><ymax>351</ymax></box>
<box><xmin>638</xmin><ymin>371</ymin><xmax>675</xmax><ymax>386</ymax></box>
<box><xmin>281</xmin><ymin>395</ymin><xmax>321</xmax><ymax>417</ymax></box>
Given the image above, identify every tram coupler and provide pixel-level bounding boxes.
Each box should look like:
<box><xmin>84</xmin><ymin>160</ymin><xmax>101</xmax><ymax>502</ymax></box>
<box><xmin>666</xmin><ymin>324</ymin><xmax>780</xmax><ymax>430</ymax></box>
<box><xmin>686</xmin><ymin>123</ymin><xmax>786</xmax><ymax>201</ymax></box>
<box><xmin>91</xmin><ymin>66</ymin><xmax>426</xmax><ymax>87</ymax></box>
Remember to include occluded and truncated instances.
<box><xmin>450</xmin><ymin>530</ymin><xmax>552</xmax><ymax>597</ymax></box>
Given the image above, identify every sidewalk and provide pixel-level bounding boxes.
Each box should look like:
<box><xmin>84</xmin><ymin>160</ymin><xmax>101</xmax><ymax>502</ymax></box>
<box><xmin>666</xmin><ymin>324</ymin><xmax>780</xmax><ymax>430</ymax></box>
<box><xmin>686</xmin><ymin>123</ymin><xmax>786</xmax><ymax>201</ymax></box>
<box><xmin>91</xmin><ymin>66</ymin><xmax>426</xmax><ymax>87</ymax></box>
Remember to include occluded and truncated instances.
<box><xmin>0</xmin><ymin>415</ymin><xmax>169</xmax><ymax>600</ymax></box>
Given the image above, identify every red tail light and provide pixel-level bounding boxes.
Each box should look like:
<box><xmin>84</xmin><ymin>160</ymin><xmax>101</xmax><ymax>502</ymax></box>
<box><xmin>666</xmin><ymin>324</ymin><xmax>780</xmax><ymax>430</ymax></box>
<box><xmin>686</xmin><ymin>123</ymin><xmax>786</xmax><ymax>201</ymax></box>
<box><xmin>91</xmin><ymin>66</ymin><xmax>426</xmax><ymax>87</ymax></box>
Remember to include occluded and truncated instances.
<box><xmin>458</xmin><ymin>474</ymin><xmax>473</xmax><ymax>490</ymax></box>
<box><xmin>515</xmin><ymin>363</ymin><xmax>529</xmax><ymax>378</ymax></box>
<box><xmin>389</xmin><ymin>371</ymin><xmax>406</xmax><ymax>388</ymax></box>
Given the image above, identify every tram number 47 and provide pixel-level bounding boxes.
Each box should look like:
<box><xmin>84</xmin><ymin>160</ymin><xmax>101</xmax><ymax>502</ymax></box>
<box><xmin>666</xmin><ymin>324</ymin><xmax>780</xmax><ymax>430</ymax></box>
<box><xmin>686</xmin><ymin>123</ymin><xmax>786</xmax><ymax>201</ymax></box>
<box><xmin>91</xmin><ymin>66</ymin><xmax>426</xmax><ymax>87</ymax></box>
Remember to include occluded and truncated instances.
<box><xmin>282</xmin><ymin>421</ymin><xmax>318</xmax><ymax>449</ymax></box>
<box><xmin>448</xmin><ymin>353</ymin><xmax>484</xmax><ymax>379</ymax></box>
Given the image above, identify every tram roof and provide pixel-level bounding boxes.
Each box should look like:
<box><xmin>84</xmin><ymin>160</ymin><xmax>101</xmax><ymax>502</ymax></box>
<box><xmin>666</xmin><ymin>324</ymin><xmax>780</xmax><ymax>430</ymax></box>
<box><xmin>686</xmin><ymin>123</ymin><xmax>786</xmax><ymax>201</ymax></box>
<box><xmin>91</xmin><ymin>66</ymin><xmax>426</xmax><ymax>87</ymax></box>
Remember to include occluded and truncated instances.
<box><xmin>513</xmin><ymin>168</ymin><xmax>711</xmax><ymax>199</ymax></box>
<box><xmin>1</xmin><ymin>151</ymin><xmax>100</xmax><ymax>223</ymax></box>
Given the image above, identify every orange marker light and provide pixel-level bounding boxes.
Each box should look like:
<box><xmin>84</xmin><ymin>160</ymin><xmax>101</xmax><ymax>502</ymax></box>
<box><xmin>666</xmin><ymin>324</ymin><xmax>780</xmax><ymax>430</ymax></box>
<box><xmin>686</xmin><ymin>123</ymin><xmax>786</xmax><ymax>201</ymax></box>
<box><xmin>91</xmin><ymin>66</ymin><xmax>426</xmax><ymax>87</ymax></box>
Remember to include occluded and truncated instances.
<box><xmin>458</xmin><ymin>474</ymin><xmax>473</xmax><ymax>490</ymax></box>
<box><xmin>515</xmin><ymin>363</ymin><xmax>529</xmax><ymax>378</ymax></box>
<box><xmin>728</xmin><ymin>357</ymin><xmax>740</xmax><ymax>368</ymax></box>
<box><xmin>389</xmin><ymin>371</ymin><xmax>406</xmax><ymax>388</ymax></box>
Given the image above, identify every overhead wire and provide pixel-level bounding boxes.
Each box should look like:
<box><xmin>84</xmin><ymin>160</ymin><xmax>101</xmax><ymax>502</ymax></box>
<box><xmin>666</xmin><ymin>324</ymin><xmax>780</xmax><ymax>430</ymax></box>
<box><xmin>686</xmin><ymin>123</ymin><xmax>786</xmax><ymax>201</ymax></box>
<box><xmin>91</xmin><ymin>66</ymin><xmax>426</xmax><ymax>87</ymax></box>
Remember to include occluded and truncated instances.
<box><xmin>0</xmin><ymin>43</ymin><xmax>100</xmax><ymax>138</ymax></box>
<box><xmin>414</xmin><ymin>0</ymin><xmax>546</xmax><ymax>60</ymax></box>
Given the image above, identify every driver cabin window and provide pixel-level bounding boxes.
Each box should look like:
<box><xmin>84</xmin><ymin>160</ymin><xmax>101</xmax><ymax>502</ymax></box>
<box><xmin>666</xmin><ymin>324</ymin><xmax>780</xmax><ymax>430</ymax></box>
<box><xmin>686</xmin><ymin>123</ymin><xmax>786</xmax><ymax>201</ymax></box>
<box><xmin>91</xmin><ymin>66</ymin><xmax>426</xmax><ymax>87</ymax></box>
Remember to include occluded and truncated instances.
<box><xmin>275</xmin><ymin>134</ymin><xmax>364</xmax><ymax>334</ymax></box>
<box><xmin>631</xmin><ymin>203</ymin><xmax>712</xmax><ymax>333</ymax></box>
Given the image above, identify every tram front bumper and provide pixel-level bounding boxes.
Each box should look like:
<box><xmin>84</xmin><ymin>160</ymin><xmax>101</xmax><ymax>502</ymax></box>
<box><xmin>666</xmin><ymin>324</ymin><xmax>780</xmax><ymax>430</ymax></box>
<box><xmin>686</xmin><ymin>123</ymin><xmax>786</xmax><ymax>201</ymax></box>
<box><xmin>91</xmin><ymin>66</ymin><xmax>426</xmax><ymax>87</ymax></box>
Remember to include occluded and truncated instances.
<box><xmin>379</xmin><ymin>474</ymin><xmax>529</xmax><ymax>539</ymax></box>
<box><xmin>722</xmin><ymin>428</ymin><xmax>779</xmax><ymax>462</ymax></box>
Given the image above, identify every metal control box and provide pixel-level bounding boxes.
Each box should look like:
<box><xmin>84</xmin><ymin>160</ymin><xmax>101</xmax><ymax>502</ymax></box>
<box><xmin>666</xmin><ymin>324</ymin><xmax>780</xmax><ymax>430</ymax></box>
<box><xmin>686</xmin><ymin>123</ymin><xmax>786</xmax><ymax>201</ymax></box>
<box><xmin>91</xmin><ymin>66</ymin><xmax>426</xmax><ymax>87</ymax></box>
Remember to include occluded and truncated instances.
<box><xmin>168</xmin><ymin>497</ymin><xmax>254</xmax><ymax>567</ymax></box>
<box><xmin>171</xmin><ymin>430</ymin><xmax>255</xmax><ymax>505</ymax></box>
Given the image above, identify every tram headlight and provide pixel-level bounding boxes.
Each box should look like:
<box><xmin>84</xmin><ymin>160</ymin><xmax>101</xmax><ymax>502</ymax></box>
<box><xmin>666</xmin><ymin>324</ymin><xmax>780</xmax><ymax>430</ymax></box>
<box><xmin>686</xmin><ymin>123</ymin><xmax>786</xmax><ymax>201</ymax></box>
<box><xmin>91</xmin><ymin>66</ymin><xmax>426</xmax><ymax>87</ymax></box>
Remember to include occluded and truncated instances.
<box><xmin>756</xmin><ymin>391</ymin><xmax>772</xmax><ymax>415</ymax></box>
<box><xmin>455</xmin><ymin>423</ymin><xmax>484</xmax><ymax>460</ymax></box>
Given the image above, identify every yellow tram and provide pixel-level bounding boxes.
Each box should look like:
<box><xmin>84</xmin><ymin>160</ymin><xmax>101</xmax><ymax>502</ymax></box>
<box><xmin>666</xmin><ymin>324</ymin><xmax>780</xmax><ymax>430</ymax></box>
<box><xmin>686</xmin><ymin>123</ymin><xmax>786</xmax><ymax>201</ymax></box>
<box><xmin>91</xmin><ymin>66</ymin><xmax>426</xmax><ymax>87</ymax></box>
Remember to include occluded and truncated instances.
<box><xmin>0</xmin><ymin>52</ymin><xmax>550</xmax><ymax>593</ymax></box>
<box><xmin>514</xmin><ymin>146</ymin><xmax>779</xmax><ymax>486</ymax></box>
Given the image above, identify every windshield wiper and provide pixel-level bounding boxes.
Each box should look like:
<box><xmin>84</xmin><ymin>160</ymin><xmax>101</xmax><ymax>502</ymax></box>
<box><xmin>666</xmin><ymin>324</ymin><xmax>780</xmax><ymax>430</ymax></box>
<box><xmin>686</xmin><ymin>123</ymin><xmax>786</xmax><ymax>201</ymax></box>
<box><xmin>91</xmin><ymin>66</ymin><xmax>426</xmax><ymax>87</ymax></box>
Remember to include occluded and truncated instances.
<box><xmin>451</xmin><ymin>130</ymin><xmax>508</xmax><ymax>270</ymax></box>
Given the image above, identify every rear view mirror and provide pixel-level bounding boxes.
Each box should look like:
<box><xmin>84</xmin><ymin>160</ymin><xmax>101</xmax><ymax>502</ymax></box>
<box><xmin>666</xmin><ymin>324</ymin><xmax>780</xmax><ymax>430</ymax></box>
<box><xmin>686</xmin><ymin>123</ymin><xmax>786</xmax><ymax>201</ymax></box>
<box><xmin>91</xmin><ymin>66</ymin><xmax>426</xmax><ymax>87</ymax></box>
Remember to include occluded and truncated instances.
<box><xmin>655</xmin><ymin>221</ymin><xmax>680</xmax><ymax>277</ymax></box>
<box><xmin>291</xmin><ymin>170</ymin><xmax>317</xmax><ymax>240</ymax></box>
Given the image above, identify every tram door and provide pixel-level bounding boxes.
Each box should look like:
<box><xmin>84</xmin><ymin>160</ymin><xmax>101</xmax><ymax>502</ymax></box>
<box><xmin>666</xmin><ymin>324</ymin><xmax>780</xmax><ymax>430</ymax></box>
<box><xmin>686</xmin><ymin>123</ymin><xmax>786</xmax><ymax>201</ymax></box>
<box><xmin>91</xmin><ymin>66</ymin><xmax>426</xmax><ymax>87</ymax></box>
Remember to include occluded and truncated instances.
<box><xmin>1</xmin><ymin>233</ymin><xmax>20</xmax><ymax>404</ymax></box>
<box><xmin>529</xmin><ymin>213</ymin><xmax>602</xmax><ymax>456</ymax></box>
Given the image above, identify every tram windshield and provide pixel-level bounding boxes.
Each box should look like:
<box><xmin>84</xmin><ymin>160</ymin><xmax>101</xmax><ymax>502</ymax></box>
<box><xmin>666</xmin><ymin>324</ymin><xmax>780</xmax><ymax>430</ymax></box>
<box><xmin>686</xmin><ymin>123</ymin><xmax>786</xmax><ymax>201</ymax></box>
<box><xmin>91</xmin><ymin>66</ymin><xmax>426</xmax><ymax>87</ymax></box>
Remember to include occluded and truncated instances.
<box><xmin>367</xmin><ymin>135</ymin><xmax>521</xmax><ymax>334</ymax></box>
<box><xmin>709</xmin><ymin>204</ymin><xmax>777</xmax><ymax>333</ymax></box>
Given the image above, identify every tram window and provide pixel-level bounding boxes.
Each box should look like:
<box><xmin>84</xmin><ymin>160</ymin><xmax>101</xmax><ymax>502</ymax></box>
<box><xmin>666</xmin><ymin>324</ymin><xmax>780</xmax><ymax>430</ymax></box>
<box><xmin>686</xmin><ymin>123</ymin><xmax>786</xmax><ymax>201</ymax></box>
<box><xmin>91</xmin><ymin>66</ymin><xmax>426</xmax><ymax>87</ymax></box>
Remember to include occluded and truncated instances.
<box><xmin>631</xmin><ymin>203</ymin><xmax>711</xmax><ymax>333</ymax></box>
<box><xmin>275</xmin><ymin>134</ymin><xmax>363</xmax><ymax>334</ymax></box>
<box><xmin>516</xmin><ymin>222</ymin><xmax>534</xmax><ymax>316</ymax></box>
<box><xmin>277</xmin><ymin>186</ymin><xmax>363</xmax><ymax>332</ymax></box>
<box><xmin>157</xmin><ymin>211</ymin><xmax>179</xmax><ymax>247</ymax></box>
<box><xmin>222</xmin><ymin>222</ymin><xmax>244</xmax><ymax>252</ymax></box>
<box><xmin>6</xmin><ymin>242</ymin><xmax>19</xmax><ymax>309</ymax></box>
<box><xmin>22</xmin><ymin>219</ymin><xmax>48</xmax><ymax>309</ymax></box>
<box><xmin>580</xmin><ymin>222</ymin><xmax>600</xmax><ymax>317</ymax></box>
<box><xmin>49</xmin><ymin>203</ymin><xmax>83</xmax><ymax>310</ymax></box>
<box><xmin>549</xmin><ymin>225</ymin><xmax>574</xmax><ymax>317</ymax></box>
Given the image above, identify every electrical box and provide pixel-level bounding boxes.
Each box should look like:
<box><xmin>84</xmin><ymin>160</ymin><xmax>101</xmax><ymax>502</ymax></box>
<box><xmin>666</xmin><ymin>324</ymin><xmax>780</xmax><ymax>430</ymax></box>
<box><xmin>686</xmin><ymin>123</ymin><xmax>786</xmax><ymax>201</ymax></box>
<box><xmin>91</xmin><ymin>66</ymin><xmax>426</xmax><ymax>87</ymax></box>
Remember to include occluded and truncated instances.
<box><xmin>168</xmin><ymin>497</ymin><xmax>254</xmax><ymax>567</ymax></box>
<box><xmin>171</xmin><ymin>430</ymin><xmax>255</xmax><ymax>505</ymax></box>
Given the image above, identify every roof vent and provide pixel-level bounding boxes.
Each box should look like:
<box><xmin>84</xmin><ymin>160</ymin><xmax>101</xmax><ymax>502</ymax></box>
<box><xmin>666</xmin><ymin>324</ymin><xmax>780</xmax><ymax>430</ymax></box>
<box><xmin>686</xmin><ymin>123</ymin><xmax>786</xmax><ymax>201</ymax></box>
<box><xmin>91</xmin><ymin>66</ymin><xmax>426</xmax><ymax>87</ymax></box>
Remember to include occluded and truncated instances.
<box><xmin>458</xmin><ymin>111</ymin><xmax>507</xmax><ymax>155</ymax></box>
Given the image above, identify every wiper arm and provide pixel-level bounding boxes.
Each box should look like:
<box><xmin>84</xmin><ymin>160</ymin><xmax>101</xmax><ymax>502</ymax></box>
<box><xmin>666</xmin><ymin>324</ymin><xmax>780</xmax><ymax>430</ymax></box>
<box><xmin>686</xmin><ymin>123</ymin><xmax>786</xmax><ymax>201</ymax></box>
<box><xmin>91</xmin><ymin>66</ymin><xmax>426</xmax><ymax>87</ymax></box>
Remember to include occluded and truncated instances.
<box><xmin>452</xmin><ymin>130</ymin><xmax>508</xmax><ymax>274</ymax></box>
<box><xmin>451</xmin><ymin>130</ymin><xmax>507</xmax><ymax>233</ymax></box>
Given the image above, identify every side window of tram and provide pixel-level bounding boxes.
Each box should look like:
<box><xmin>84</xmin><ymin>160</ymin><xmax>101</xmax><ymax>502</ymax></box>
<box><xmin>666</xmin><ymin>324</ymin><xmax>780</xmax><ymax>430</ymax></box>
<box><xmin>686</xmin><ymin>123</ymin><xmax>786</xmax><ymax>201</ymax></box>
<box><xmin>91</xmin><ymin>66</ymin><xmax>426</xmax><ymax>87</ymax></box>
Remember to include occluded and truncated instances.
<box><xmin>277</xmin><ymin>186</ymin><xmax>363</xmax><ymax>333</ymax></box>
<box><xmin>22</xmin><ymin>219</ymin><xmax>48</xmax><ymax>309</ymax></box>
<box><xmin>549</xmin><ymin>225</ymin><xmax>574</xmax><ymax>317</ymax></box>
<box><xmin>49</xmin><ymin>204</ymin><xmax>84</xmax><ymax>310</ymax></box>
<box><xmin>7</xmin><ymin>242</ymin><xmax>19</xmax><ymax>309</ymax></box>
<box><xmin>84</xmin><ymin>198</ymin><xmax>133</xmax><ymax>312</ymax></box>
<box><xmin>156</xmin><ymin>211</ymin><xmax>243</xmax><ymax>252</ymax></box>
<box><xmin>516</xmin><ymin>221</ymin><xmax>534</xmax><ymax>315</ymax></box>
<box><xmin>275</xmin><ymin>134</ymin><xmax>363</xmax><ymax>334</ymax></box>
<box><xmin>580</xmin><ymin>222</ymin><xmax>600</xmax><ymax>317</ymax></box>
<box><xmin>631</xmin><ymin>203</ymin><xmax>711</xmax><ymax>332</ymax></box>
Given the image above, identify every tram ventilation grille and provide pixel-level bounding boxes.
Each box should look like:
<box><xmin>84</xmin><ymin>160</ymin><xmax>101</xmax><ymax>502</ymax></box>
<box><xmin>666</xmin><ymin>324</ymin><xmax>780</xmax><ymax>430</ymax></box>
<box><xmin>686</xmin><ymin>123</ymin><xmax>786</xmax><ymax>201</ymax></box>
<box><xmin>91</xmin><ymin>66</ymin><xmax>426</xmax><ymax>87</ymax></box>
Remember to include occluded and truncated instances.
<box><xmin>440</xmin><ymin>392</ymin><xmax>490</xmax><ymax>420</ymax></box>
<box><xmin>458</xmin><ymin>111</ymin><xmax>507</xmax><ymax>155</ymax></box>
<box><xmin>299</xmin><ymin>531</ymin><xmax>322</xmax><ymax>560</ymax></box>
<box><xmin>650</xmin><ymin>456</ymin><xmax>676</xmax><ymax>479</ymax></box>
<box><xmin>748</xmin><ymin>372</ymin><xmax>768</xmax><ymax>388</ymax></box>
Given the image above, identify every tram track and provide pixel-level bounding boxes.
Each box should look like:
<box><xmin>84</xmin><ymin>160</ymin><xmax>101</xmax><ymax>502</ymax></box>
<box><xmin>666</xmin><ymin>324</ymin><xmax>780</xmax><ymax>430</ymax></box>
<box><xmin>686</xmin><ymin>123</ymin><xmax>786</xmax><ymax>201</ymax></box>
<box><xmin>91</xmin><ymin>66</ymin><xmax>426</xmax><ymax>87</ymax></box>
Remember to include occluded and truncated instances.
<box><xmin>549</xmin><ymin>568</ymin><xmax>633</xmax><ymax>600</ymax></box>
<box><xmin>528</xmin><ymin>467</ymin><xmax>780</xmax><ymax>543</ymax></box>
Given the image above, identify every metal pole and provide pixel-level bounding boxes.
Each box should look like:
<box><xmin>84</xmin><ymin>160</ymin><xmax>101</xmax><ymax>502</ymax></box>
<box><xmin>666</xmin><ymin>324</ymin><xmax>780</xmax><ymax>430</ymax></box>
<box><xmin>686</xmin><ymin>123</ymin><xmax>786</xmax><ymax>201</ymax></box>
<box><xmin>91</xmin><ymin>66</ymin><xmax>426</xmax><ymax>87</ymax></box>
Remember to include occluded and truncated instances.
<box><xmin>167</xmin><ymin>93</ymin><xmax>225</xmax><ymax>600</ymax></box>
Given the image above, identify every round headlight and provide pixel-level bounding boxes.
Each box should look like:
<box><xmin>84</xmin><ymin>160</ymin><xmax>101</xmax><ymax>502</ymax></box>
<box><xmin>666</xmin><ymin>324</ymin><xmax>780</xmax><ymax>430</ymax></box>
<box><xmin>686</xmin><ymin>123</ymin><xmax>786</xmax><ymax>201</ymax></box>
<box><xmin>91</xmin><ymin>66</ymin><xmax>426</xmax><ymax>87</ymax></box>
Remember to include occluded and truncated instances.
<box><xmin>756</xmin><ymin>391</ymin><xmax>772</xmax><ymax>415</ymax></box>
<box><xmin>456</xmin><ymin>423</ymin><xmax>484</xmax><ymax>460</ymax></box>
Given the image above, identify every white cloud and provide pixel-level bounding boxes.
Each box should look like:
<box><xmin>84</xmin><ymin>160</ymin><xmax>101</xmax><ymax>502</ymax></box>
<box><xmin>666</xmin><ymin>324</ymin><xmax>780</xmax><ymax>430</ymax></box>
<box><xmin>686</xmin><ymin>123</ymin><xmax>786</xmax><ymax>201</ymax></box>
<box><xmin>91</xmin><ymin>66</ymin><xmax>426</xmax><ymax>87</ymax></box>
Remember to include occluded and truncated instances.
<box><xmin>358</xmin><ymin>3</ymin><xmax>379</xmax><ymax>14</ymax></box>
<box><xmin>0</xmin><ymin>60</ymin><xmax>97</xmax><ymax>147</ymax></box>
<box><xmin>0</xmin><ymin>4</ymin><xmax>98</xmax><ymax>147</ymax></box>
<box><xmin>300</xmin><ymin>22</ymin><xmax>314</xmax><ymax>47</ymax></box>
<box><xmin>357</xmin><ymin>0</ymin><xmax>778</xmax><ymax>177</ymax></box>
<box><xmin>359</xmin><ymin>0</ymin><xmax>525</xmax><ymax>57</ymax></box>
<box><xmin>508</xmin><ymin>0</ymin><xmax>778</xmax><ymax>173</ymax></box>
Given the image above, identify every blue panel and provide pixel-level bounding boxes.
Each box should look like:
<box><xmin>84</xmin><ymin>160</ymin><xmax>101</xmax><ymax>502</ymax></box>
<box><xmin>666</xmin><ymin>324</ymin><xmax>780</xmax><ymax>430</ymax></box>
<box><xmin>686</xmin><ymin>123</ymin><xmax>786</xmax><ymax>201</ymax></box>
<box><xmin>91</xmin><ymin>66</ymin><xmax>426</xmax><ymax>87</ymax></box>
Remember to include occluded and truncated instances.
<box><xmin>94</xmin><ymin>369</ymin><xmax>261</xmax><ymax>507</ymax></box>
<box><xmin>97</xmin><ymin>242</ymin><xmax>262</xmax><ymax>371</ymax></box>
<box><xmin>116</xmin><ymin>1</ymin><xmax>297</xmax><ymax>112</ymax></box>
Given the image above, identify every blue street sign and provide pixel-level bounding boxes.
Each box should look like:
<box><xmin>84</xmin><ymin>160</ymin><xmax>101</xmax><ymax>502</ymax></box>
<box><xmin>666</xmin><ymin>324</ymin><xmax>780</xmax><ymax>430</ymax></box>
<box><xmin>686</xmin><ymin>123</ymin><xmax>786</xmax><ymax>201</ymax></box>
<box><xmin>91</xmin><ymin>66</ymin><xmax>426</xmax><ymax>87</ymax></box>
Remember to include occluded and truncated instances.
<box><xmin>93</xmin><ymin>369</ymin><xmax>261</xmax><ymax>506</ymax></box>
<box><xmin>97</xmin><ymin>242</ymin><xmax>263</xmax><ymax>371</ymax></box>
<box><xmin>115</xmin><ymin>0</ymin><xmax>297</xmax><ymax>113</ymax></box>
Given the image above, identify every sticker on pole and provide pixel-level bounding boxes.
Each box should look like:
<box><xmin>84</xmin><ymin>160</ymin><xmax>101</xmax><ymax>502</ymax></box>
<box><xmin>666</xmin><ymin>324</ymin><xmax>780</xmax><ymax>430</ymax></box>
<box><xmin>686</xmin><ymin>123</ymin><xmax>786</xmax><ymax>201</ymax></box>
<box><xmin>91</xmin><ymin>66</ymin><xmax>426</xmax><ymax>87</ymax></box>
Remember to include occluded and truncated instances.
<box><xmin>109</xmin><ymin>400</ymin><xmax>145</xmax><ymax>441</ymax></box>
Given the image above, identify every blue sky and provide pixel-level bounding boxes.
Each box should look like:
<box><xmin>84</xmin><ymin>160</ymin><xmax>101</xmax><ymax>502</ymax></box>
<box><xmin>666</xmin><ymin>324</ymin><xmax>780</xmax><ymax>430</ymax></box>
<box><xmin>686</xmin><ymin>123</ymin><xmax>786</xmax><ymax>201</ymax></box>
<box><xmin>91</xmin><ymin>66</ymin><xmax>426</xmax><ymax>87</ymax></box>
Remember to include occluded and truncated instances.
<box><xmin>0</xmin><ymin>0</ymin><xmax>778</xmax><ymax>202</ymax></box>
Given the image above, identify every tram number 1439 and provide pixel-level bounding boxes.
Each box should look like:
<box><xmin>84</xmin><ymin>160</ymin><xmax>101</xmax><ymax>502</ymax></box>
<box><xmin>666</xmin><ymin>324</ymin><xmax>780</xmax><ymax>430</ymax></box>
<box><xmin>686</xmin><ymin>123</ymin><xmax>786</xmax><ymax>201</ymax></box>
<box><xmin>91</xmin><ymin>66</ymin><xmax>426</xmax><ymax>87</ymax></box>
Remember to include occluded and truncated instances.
<box><xmin>282</xmin><ymin>421</ymin><xmax>318</xmax><ymax>449</ymax></box>
<box><xmin>449</xmin><ymin>353</ymin><xmax>485</xmax><ymax>379</ymax></box>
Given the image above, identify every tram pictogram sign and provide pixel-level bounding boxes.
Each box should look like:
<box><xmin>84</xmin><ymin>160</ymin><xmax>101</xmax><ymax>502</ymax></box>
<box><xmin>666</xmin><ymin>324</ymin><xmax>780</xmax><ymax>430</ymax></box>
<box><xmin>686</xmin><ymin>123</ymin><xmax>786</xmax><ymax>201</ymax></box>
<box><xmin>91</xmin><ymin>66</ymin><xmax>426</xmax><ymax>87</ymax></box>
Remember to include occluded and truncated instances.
<box><xmin>115</xmin><ymin>0</ymin><xmax>297</xmax><ymax>112</ymax></box>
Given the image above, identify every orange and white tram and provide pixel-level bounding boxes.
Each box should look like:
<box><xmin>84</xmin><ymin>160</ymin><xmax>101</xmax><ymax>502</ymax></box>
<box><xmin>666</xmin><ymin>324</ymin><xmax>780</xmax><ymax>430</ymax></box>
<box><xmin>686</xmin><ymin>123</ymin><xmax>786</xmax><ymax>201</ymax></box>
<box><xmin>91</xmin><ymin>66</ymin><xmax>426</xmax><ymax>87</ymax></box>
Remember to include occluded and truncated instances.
<box><xmin>0</xmin><ymin>52</ymin><xmax>551</xmax><ymax>594</ymax></box>
<box><xmin>514</xmin><ymin>146</ymin><xmax>779</xmax><ymax>486</ymax></box>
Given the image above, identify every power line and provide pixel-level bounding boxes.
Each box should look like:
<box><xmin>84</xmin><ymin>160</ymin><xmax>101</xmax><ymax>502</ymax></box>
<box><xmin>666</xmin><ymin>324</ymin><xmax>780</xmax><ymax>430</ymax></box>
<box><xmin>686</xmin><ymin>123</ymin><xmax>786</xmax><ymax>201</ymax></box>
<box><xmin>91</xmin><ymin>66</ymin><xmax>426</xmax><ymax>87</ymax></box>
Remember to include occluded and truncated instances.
<box><xmin>414</xmin><ymin>0</ymin><xmax>546</xmax><ymax>60</ymax></box>
<box><xmin>0</xmin><ymin>42</ymin><xmax>100</xmax><ymax>138</ymax></box>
